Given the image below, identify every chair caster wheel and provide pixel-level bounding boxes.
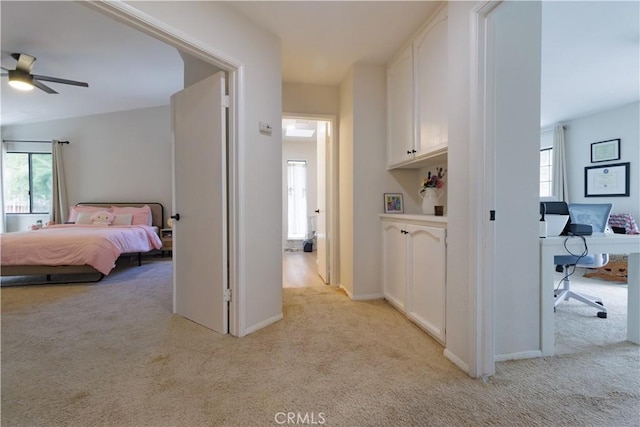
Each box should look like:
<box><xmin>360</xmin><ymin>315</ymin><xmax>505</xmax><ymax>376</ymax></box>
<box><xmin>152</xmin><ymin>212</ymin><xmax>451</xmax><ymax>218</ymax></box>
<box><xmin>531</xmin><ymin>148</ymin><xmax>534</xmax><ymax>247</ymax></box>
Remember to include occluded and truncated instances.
<box><xmin>597</xmin><ymin>312</ymin><xmax>607</xmax><ymax>319</ymax></box>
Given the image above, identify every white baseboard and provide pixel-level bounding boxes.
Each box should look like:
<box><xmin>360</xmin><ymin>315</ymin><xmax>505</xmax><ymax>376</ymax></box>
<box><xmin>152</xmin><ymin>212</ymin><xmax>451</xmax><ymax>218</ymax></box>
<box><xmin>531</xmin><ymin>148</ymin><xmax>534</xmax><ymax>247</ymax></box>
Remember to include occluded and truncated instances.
<box><xmin>243</xmin><ymin>313</ymin><xmax>283</xmax><ymax>335</ymax></box>
<box><xmin>339</xmin><ymin>285</ymin><xmax>353</xmax><ymax>298</ymax></box>
<box><xmin>351</xmin><ymin>293</ymin><xmax>384</xmax><ymax>301</ymax></box>
<box><xmin>494</xmin><ymin>350</ymin><xmax>543</xmax><ymax>362</ymax></box>
<box><xmin>444</xmin><ymin>349</ymin><xmax>469</xmax><ymax>374</ymax></box>
<box><xmin>338</xmin><ymin>285</ymin><xmax>383</xmax><ymax>301</ymax></box>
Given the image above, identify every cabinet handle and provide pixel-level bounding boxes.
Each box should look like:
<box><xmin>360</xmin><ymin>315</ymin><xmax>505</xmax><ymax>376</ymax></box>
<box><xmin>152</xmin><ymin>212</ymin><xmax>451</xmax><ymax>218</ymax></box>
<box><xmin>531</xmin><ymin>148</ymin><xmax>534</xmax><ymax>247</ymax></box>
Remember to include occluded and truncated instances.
<box><xmin>170</xmin><ymin>213</ymin><xmax>181</xmax><ymax>221</ymax></box>
<box><xmin>412</xmin><ymin>149</ymin><xmax>417</xmax><ymax>154</ymax></box>
<box><xmin>406</xmin><ymin>150</ymin><xmax>412</xmax><ymax>155</ymax></box>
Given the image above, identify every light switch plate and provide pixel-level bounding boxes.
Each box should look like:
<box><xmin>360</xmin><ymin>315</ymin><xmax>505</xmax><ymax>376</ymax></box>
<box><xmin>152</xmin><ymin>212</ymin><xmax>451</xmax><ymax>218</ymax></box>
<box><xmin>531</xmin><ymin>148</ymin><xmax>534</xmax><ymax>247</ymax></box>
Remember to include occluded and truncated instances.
<box><xmin>259</xmin><ymin>121</ymin><xmax>273</xmax><ymax>135</ymax></box>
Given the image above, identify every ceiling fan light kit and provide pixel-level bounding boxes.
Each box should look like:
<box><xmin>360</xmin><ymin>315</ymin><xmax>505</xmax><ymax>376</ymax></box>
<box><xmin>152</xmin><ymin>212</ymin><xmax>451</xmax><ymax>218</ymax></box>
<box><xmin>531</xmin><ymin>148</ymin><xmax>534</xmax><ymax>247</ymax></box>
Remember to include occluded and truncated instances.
<box><xmin>7</xmin><ymin>69</ymin><xmax>35</xmax><ymax>91</ymax></box>
<box><xmin>2</xmin><ymin>53</ymin><xmax>89</xmax><ymax>94</ymax></box>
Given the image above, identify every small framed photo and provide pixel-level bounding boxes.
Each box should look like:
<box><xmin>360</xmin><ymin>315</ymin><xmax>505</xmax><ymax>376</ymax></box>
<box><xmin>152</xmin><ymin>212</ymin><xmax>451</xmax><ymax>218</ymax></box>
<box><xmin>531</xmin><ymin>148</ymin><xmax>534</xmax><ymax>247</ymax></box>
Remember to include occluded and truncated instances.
<box><xmin>383</xmin><ymin>193</ymin><xmax>404</xmax><ymax>213</ymax></box>
<box><xmin>585</xmin><ymin>162</ymin><xmax>630</xmax><ymax>197</ymax></box>
<box><xmin>591</xmin><ymin>139</ymin><xmax>620</xmax><ymax>163</ymax></box>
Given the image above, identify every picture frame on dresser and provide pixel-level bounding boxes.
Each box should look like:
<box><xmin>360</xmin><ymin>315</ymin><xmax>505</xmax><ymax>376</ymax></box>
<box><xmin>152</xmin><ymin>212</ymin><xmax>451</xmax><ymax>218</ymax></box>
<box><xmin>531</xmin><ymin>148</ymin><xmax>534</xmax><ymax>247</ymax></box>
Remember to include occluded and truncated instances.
<box><xmin>383</xmin><ymin>193</ymin><xmax>404</xmax><ymax>214</ymax></box>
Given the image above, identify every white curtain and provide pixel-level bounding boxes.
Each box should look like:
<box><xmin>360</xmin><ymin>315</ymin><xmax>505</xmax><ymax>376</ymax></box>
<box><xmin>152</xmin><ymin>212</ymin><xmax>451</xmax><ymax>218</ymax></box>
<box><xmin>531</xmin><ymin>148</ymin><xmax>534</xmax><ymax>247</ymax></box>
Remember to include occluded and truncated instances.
<box><xmin>552</xmin><ymin>125</ymin><xmax>569</xmax><ymax>203</ymax></box>
<box><xmin>0</xmin><ymin>142</ymin><xmax>6</xmax><ymax>233</ymax></box>
<box><xmin>287</xmin><ymin>161</ymin><xmax>307</xmax><ymax>240</ymax></box>
<box><xmin>51</xmin><ymin>140</ymin><xmax>68</xmax><ymax>224</ymax></box>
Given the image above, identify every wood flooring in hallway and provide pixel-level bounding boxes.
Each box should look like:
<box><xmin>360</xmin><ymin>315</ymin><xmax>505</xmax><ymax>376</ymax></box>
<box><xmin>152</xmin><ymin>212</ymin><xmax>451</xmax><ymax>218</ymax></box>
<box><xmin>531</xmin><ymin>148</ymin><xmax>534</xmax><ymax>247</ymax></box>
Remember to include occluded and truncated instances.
<box><xmin>282</xmin><ymin>251</ymin><xmax>326</xmax><ymax>288</ymax></box>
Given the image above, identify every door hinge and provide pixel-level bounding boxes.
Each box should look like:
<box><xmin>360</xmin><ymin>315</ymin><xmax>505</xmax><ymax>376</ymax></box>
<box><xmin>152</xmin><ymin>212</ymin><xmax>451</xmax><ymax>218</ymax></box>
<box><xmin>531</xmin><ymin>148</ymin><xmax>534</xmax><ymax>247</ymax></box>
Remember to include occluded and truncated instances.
<box><xmin>223</xmin><ymin>288</ymin><xmax>232</xmax><ymax>302</ymax></box>
<box><xmin>223</xmin><ymin>95</ymin><xmax>230</xmax><ymax>108</ymax></box>
<box><xmin>489</xmin><ymin>210</ymin><xmax>496</xmax><ymax>221</ymax></box>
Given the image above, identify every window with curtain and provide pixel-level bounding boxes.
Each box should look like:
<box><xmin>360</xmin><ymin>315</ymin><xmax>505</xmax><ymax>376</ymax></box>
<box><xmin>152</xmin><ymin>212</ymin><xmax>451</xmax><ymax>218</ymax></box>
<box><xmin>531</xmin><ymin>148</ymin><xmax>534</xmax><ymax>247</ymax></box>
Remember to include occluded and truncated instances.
<box><xmin>287</xmin><ymin>160</ymin><xmax>307</xmax><ymax>240</ymax></box>
<box><xmin>3</xmin><ymin>152</ymin><xmax>52</xmax><ymax>214</ymax></box>
<box><xmin>540</xmin><ymin>148</ymin><xmax>553</xmax><ymax>197</ymax></box>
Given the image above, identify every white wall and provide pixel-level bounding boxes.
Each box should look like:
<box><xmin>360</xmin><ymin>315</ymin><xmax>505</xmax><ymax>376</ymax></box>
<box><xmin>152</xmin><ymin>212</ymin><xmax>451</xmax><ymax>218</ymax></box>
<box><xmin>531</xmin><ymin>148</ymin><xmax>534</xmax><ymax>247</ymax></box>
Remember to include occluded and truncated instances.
<box><xmin>283</xmin><ymin>83</ymin><xmax>339</xmax><ymax>116</ymax></box>
<box><xmin>123</xmin><ymin>1</ymin><xmax>283</xmax><ymax>336</ymax></box>
<box><xmin>2</xmin><ymin>106</ymin><xmax>172</xmax><ymax>232</ymax></box>
<box><xmin>491</xmin><ymin>1</ymin><xmax>542</xmax><ymax>358</ymax></box>
<box><xmin>563</xmin><ymin>102</ymin><xmax>639</xmax><ymax>221</ymax></box>
<box><xmin>282</xmin><ymin>137</ymin><xmax>317</xmax><ymax>247</ymax></box>
<box><xmin>339</xmin><ymin>69</ymin><xmax>355</xmax><ymax>296</ymax></box>
<box><xmin>445</xmin><ymin>1</ymin><xmax>474</xmax><ymax>371</ymax></box>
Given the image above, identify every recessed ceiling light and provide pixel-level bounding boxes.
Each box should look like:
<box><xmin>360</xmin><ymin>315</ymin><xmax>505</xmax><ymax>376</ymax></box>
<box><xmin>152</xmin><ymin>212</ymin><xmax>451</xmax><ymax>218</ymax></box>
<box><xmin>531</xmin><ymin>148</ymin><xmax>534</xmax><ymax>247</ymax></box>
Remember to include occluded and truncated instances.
<box><xmin>286</xmin><ymin>128</ymin><xmax>315</xmax><ymax>138</ymax></box>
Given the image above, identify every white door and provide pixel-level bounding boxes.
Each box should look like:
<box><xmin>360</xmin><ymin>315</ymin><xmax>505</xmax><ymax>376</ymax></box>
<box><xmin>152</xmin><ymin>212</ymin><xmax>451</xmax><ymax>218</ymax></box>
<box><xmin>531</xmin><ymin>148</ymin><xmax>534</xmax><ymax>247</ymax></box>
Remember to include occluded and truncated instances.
<box><xmin>387</xmin><ymin>44</ymin><xmax>414</xmax><ymax>167</ymax></box>
<box><xmin>316</xmin><ymin>121</ymin><xmax>328</xmax><ymax>283</ymax></box>
<box><xmin>407</xmin><ymin>224</ymin><xmax>446</xmax><ymax>343</ymax></box>
<box><xmin>382</xmin><ymin>221</ymin><xmax>407</xmax><ymax>311</ymax></box>
<box><xmin>171</xmin><ymin>71</ymin><xmax>228</xmax><ymax>334</ymax></box>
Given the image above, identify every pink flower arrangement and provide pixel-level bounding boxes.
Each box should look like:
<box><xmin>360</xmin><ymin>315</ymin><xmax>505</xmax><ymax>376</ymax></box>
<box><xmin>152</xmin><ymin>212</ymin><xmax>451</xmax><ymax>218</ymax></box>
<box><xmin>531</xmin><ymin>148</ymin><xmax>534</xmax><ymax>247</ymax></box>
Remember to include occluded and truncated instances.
<box><xmin>420</xmin><ymin>167</ymin><xmax>446</xmax><ymax>195</ymax></box>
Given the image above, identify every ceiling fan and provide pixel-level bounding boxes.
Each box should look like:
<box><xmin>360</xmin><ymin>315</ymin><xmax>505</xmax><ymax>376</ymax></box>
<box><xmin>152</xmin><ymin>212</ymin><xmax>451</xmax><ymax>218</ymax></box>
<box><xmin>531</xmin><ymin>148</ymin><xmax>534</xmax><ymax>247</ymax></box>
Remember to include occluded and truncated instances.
<box><xmin>1</xmin><ymin>53</ymin><xmax>89</xmax><ymax>94</ymax></box>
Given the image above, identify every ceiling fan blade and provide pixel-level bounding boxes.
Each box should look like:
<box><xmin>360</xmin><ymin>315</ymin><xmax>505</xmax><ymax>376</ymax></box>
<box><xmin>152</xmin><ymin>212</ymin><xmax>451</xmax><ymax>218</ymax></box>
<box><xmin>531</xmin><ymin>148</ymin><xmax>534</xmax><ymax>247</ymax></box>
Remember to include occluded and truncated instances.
<box><xmin>33</xmin><ymin>74</ymin><xmax>88</xmax><ymax>87</ymax></box>
<box><xmin>12</xmin><ymin>53</ymin><xmax>36</xmax><ymax>73</ymax></box>
<box><xmin>32</xmin><ymin>79</ymin><xmax>58</xmax><ymax>94</ymax></box>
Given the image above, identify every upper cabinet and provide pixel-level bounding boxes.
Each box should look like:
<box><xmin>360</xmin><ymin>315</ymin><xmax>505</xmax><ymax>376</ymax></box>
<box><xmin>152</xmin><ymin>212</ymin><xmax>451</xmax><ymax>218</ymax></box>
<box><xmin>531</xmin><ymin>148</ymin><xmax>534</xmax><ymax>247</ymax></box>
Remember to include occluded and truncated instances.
<box><xmin>387</xmin><ymin>44</ymin><xmax>415</xmax><ymax>167</ymax></box>
<box><xmin>387</xmin><ymin>6</ymin><xmax>448</xmax><ymax>170</ymax></box>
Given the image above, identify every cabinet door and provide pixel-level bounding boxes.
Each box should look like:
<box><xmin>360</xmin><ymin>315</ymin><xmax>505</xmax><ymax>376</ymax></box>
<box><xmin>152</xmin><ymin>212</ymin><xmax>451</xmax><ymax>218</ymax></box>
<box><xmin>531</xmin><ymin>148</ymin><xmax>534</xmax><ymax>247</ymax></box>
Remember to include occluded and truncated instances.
<box><xmin>382</xmin><ymin>221</ymin><xmax>407</xmax><ymax>311</ymax></box>
<box><xmin>387</xmin><ymin>45</ymin><xmax>415</xmax><ymax>168</ymax></box>
<box><xmin>414</xmin><ymin>11</ymin><xmax>448</xmax><ymax>156</ymax></box>
<box><xmin>406</xmin><ymin>224</ymin><xmax>446</xmax><ymax>343</ymax></box>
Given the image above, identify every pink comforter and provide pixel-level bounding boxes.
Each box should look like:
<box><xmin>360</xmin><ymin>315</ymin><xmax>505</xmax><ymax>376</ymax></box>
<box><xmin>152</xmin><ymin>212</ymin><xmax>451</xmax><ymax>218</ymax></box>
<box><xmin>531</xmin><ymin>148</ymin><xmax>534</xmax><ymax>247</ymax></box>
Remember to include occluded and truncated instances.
<box><xmin>0</xmin><ymin>224</ymin><xmax>163</xmax><ymax>275</ymax></box>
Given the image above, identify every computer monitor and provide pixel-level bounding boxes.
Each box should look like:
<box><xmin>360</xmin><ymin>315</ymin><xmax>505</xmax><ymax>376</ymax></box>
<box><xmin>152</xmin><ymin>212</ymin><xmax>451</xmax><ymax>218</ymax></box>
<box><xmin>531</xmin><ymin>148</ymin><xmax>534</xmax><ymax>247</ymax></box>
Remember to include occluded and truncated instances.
<box><xmin>568</xmin><ymin>203</ymin><xmax>613</xmax><ymax>234</ymax></box>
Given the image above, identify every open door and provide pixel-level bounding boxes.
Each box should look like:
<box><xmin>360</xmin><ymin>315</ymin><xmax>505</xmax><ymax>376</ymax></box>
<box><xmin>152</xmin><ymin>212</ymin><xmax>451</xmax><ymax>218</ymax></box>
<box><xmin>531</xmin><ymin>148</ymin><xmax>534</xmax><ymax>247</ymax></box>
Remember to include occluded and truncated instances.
<box><xmin>171</xmin><ymin>71</ymin><xmax>228</xmax><ymax>334</ymax></box>
<box><xmin>316</xmin><ymin>121</ymin><xmax>329</xmax><ymax>283</ymax></box>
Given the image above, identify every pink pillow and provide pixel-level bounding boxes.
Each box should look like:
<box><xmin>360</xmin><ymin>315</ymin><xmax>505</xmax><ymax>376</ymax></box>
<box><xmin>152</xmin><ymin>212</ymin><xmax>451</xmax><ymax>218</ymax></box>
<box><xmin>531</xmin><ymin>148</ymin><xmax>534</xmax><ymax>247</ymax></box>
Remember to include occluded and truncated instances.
<box><xmin>68</xmin><ymin>205</ymin><xmax>110</xmax><ymax>222</ymax></box>
<box><xmin>111</xmin><ymin>205</ymin><xmax>152</xmax><ymax>226</ymax></box>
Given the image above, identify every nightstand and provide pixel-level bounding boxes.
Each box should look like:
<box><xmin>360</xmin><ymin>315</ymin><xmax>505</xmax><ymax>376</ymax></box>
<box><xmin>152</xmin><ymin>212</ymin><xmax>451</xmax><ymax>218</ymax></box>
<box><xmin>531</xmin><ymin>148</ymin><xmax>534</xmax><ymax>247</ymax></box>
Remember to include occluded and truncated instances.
<box><xmin>160</xmin><ymin>228</ymin><xmax>173</xmax><ymax>256</ymax></box>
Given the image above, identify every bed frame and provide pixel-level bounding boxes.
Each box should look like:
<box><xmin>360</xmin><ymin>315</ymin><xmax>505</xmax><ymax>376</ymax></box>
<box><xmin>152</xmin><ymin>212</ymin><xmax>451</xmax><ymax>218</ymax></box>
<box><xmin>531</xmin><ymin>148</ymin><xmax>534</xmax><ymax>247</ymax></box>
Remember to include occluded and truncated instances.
<box><xmin>1</xmin><ymin>202</ymin><xmax>164</xmax><ymax>284</ymax></box>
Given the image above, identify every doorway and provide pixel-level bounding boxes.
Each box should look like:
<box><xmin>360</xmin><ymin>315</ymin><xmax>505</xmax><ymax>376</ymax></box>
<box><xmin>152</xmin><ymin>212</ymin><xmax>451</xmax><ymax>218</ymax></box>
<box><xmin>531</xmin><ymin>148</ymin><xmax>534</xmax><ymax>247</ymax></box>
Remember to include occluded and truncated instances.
<box><xmin>282</xmin><ymin>115</ymin><xmax>335</xmax><ymax>288</ymax></box>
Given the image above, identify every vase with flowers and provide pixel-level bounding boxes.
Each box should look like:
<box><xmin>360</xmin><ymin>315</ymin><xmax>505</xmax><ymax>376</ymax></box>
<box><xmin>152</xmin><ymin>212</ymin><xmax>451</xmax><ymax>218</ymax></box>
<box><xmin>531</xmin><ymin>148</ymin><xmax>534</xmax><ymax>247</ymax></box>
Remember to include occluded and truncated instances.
<box><xmin>419</xmin><ymin>167</ymin><xmax>446</xmax><ymax>215</ymax></box>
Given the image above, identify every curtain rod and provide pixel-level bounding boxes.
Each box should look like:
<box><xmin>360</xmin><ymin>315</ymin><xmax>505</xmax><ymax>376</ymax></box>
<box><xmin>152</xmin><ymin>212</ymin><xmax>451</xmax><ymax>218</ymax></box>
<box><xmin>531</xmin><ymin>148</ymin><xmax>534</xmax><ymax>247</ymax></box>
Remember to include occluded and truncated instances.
<box><xmin>2</xmin><ymin>139</ymin><xmax>69</xmax><ymax>144</ymax></box>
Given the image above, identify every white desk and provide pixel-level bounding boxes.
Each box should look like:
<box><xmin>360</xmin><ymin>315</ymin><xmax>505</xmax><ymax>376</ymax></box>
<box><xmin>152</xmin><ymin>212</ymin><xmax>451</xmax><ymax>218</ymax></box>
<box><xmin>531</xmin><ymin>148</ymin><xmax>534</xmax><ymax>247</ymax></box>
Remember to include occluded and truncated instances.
<box><xmin>540</xmin><ymin>234</ymin><xmax>640</xmax><ymax>356</ymax></box>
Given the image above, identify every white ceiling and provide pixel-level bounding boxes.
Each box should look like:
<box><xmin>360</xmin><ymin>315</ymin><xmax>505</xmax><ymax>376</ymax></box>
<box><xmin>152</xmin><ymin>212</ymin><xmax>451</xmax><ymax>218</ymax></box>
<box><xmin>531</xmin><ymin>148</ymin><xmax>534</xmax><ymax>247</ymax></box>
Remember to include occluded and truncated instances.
<box><xmin>1</xmin><ymin>1</ymin><xmax>638</xmax><ymax>129</ymax></box>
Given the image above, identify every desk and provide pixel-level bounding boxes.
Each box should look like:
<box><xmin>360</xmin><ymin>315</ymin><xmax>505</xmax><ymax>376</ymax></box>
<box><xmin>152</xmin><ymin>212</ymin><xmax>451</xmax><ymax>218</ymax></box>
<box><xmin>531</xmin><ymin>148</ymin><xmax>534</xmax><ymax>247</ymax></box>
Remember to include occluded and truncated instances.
<box><xmin>540</xmin><ymin>234</ymin><xmax>640</xmax><ymax>356</ymax></box>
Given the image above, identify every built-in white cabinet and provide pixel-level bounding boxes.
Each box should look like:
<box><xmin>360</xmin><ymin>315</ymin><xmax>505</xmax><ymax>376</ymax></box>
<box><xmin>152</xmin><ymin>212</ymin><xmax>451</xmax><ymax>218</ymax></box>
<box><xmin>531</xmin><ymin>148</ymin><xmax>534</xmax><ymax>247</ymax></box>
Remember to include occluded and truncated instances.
<box><xmin>387</xmin><ymin>44</ymin><xmax>415</xmax><ymax>167</ymax></box>
<box><xmin>414</xmin><ymin>9</ymin><xmax>448</xmax><ymax>155</ymax></box>
<box><xmin>381</xmin><ymin>215</ymin><xmax>446</xmax><ymax>344</ymax></box>
<box><xmin>386</xmin><ymin>6</ymin><xmax>448</xmax><ymax>169</ymax></box>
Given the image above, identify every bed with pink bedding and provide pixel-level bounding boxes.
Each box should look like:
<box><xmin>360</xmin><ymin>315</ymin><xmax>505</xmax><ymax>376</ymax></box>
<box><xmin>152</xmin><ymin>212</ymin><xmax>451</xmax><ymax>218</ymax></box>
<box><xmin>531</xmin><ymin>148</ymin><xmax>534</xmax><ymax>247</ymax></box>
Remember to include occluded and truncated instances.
<box><xmin>1</xmin><ymin>202</ymin><xmax>164</xmax><ymax>282</ymax></box>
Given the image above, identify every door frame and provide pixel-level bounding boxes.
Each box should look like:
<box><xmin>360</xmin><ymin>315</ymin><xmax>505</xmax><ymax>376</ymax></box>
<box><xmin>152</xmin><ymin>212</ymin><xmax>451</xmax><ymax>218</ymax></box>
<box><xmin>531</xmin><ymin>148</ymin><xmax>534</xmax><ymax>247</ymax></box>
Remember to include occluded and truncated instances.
<box><xmin>282</xmin><ymin>113</ymin><xmax>338</xmax><ymax>286</ymax></box>
<box><xmin>84</xmin><ymin>0</ymin><xmax>243</xmax><ymax>336</ymax></box>
<box><xmin>469</xmin><ymin>0</ymin><xmax>503</xmax><ymax>378</ymax></box>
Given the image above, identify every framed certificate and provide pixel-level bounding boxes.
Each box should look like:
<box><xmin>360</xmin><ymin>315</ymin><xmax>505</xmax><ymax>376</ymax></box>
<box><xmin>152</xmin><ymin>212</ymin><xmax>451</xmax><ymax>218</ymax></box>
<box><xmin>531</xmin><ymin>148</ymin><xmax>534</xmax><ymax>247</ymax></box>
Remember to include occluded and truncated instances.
<box><xmin>590</xmin><ymin>139</ymin><xmax>620</xmax><ymax>163</ymax></box>
<box><xmin>584</xmin><ymin>162</ymin><xmax>629</xmax><ymax>197</ymax></box>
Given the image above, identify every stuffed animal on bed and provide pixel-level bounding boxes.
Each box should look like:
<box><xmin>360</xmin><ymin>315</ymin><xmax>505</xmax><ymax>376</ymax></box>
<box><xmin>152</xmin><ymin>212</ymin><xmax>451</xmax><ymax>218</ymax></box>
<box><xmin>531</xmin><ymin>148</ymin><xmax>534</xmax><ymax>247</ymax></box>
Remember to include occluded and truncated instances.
<box><xmin>90</xmin><ymin>211</ymin><xmax>115</xmax><ymax>226</ymax></box>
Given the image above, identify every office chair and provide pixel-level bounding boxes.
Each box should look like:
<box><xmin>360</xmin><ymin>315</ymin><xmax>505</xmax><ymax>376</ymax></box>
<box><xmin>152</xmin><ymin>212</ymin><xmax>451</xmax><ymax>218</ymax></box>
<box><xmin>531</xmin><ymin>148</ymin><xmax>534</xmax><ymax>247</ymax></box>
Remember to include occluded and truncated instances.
<box><xmin>553</xmin><ymin>203</ymin><xmax>613</xmax><ymax>319</ymax></box>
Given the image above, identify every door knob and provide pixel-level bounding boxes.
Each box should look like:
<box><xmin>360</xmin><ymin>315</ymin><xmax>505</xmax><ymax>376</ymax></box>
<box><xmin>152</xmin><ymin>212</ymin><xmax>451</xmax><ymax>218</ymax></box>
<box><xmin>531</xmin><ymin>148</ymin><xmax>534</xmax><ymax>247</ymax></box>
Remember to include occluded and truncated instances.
<box><xmin>170</xmin><ymin>213</ymin><xmax>181</xmax><ymax>221</ymax></box>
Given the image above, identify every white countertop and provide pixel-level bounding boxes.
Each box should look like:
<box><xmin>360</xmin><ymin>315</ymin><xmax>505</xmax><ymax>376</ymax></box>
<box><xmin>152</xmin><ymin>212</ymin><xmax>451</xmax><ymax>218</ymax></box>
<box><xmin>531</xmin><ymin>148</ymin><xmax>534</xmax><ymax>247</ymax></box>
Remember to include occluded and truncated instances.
<box><xmin>379</xmin><ymin>213</ymin><xmax>448</xmax><ymax>223</ymax></box>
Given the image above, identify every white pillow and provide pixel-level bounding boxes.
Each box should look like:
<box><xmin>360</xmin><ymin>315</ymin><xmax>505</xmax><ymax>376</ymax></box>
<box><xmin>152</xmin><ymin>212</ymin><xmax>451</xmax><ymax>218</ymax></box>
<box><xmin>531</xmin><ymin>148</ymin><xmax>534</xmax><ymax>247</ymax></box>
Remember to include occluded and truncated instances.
<box><xmin>112</xmin><ymin>213</ymin><xmax>133</xmax><ymax>226</ymax></box>
<box><xmin>75</xmin><ymin>212</ymin><xmax>94</xmax><ymax>224</ymax></box>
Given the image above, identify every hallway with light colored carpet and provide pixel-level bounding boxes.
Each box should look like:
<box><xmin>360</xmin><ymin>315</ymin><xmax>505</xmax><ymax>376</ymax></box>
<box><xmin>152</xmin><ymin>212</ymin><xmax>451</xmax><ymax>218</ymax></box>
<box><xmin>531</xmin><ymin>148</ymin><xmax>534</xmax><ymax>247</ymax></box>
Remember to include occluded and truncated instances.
<box><xmin>1</xmin><ymin>257</ymin><xmax>638</xmax><ymax>426</ymax></box>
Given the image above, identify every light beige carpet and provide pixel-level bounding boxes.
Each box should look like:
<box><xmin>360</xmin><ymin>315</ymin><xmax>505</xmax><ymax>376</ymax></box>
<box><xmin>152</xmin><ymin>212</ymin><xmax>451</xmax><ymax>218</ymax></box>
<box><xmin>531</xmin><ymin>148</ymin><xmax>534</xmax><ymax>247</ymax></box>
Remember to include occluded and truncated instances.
<box><xmin>1</xmin><ymin>260</ymin><xmax>638</xmax><ymax>426</ymax></box>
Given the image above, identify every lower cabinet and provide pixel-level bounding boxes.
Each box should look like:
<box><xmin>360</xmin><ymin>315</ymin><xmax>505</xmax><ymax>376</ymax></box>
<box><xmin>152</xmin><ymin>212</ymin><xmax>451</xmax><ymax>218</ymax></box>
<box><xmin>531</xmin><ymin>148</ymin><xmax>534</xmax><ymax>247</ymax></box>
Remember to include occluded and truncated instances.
<box><xmin>382</xmin><ymin>218</ymin><xmax>446</xmax><ymax>344</ymax></box>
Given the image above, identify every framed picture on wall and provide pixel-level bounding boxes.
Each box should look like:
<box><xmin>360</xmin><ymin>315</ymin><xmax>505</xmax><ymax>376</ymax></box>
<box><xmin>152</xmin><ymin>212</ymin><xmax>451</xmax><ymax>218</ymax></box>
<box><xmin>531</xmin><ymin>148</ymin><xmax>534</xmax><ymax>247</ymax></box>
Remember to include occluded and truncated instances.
<box><xmin>591</xmin><ymin>138</ymin><xmax>620</xmax><ymax>163</ymax></box>
<box><xmin>584</xmin><ymin>162</ymin><xmax>630</xmax><ymax>197</ymax></box>
<box><xmin>383</xmin><ymin>193</ymin><xmax>404</xmax><ymax>213</ymax></box>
